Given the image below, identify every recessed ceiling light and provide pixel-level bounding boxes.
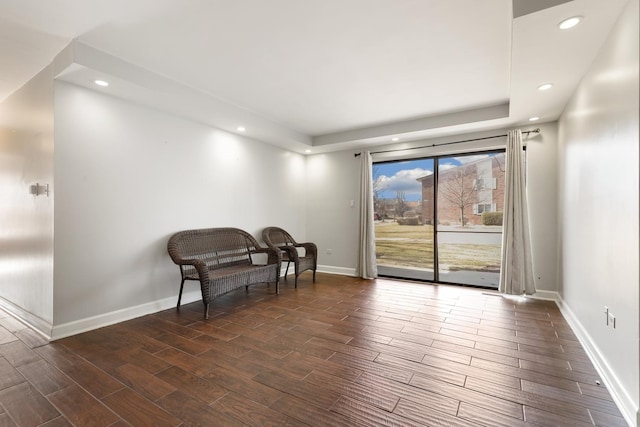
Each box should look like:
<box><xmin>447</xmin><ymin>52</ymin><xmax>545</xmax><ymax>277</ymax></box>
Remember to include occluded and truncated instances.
<box><xmin>391</xmin><ymin>137</ymin><xmax>400</xmax><ymax>142</ymax></box>
<box><xmin>537</xmin><ymin>83</ymin><xmax>553</xmax><ymax>91</ymax></box>
<box><xmin>558</xmin><ymin>16</ymin><xmax>582</xmax><ymax>30</ymax></box>
<box><xmin>94</xmin><ymin>80</ymin><xmax>109</xmax><ymax>87</ymax></box>
<box><xmin>305</xmin><ymin>149</ymin><xmax>312</xmax><ymax>153</ymax></box>
<box><xmin>237</xmin><ymin>126</ymin><xmax>246</xmax><ymax>132</ymax></box>
<box><xmin>529</xmin><ymin>116</ymin><xmax>540</xmax><ymax>122</ymax></box>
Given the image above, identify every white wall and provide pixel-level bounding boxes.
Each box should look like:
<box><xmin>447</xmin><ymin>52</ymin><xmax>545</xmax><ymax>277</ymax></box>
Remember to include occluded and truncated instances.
<box><xmin>306</xmin><ymin>121</ymin><xmax>560</xmax><ymax>293</ymax></box>
<box><xmin>306</xmin><ymin>150</ymin><xmax>361</xmax><ymax>275</ymax></box>
<box><xmin>526</xmin><ymin>122</ymin><xmax>559</xmax><ymax>293</ymax></box>
<box><xmin>557</xmin><ymin>0</ymin><xmax>639</xmax><ymax>424</ymax></box>
<box><xmin>53</xmin><ymin>81</ymin><xmax>307</xmax><ymax>329</ymax></box>
<box><xmin>0</xmin><ymin>66</ymin><xmax>54</xmax><ymax>333</ymax></box>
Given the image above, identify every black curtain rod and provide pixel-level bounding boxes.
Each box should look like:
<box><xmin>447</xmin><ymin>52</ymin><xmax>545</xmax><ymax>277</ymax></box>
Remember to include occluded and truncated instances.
<box><xmin>354</xmin><ymin>128</ymin><xmax>540</xmax><ymax>157</ymax></box>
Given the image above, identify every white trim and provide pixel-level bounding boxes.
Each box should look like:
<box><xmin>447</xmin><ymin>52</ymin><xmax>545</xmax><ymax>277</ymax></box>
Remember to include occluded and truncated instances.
<box><xmin>0</xmin><ymin>297</ymin><xmax>53</xmax><ymax>340</ymax></box>
<box><xmin>555</xmin><ymin>294</ymin><xmax>638</xmax><ymax>427</ymax></box>
<box><xmin>50</xmin><ymin>290</ymin><xmax>202</xmax><ymax>340</ymax></box>
<box><xmin>317</xmin><ymin>265</ymin><xmax>357</xmax><ymax>277</ymax></box>
<box><xmin>50</xmin><ymin>267</ymin><xmax>353</xmax><ymax>340</ymax></box>
<box><xmin>515</xmin><ymin>290</ymin><xmax>636</xmax><ymax>426</ymax></box>
<box><xmin>529</xmin><ymin>289</ymin><xmax>560</xmax><ymax>301</ymax></box>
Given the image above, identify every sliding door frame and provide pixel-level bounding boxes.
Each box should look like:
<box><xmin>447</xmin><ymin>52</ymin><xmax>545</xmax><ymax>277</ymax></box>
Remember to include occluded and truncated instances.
<box><xmin>374</xmin><ymin>147</ymin><xmax>506</xmax><ymax>288</ymax></box>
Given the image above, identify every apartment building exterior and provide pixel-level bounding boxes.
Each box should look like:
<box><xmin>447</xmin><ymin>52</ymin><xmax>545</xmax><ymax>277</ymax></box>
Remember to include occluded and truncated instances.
<box><xmin>417</xmin><ymin>153</ymin><xmax>506</xmax><ymax>226</ymax></box>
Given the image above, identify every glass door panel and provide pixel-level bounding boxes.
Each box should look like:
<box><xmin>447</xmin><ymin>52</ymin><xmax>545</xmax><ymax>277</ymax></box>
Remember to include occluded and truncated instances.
<box><xmin>436</xmin><ymin>153</ymin><xmax>504</xmax><ymax>288</ymax></box>
<box><xmin>374</xmin><ymin>159</ymin><xmax>434</xmax><ymax>281</ymax></box>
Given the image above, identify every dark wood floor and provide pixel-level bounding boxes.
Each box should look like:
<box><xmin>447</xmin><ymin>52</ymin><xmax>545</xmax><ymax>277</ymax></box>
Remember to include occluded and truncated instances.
<box><xmin>0</xmin><ymin>273</ymin><xmax>628</xmax><ymax>426</ymax></box>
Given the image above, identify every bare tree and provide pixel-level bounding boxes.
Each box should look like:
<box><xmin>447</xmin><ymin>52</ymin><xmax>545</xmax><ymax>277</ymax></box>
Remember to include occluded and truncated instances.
<box><xmin>372</xmin><ymin>166</ymin><xmax>388</xmax><ymax>219</ymax></box>
<box><xmin>438</xmin><ymin>165</ymin><xmax>480</xmax><ymax>226</ymax></box>
<box><xmin>395</xmin><ymin>190</ymin><xmax>409</xmax><ymax>218</ymax></box>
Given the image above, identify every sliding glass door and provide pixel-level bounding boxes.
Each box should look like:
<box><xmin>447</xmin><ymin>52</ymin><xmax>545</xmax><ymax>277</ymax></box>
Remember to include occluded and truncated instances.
<box><xmin>374</xmin><ymin>159</ymin><xmax>434</xmax><ymax>281</ymax></box>
<box><xmin>374</xmin><ymin>151</ymin><xmax>504</xmax><ymax>288</ymax></box>
<box><xmin>435</xmin><ymin>153</ymin><xmax>504</xmax><ymax>287</ymax></box>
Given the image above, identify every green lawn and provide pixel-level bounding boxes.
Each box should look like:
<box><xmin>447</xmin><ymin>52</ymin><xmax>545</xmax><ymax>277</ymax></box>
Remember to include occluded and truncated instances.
<box><xmin>374</xmin><ymin>222</ymin><xmax>500</xmax><ymax>272</ymax></box>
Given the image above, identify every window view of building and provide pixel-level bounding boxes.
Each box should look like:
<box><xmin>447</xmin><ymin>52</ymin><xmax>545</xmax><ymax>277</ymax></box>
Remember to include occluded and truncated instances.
<box><xmin>374</xmin><ymin>152</ymin><xmax>505</xmax><ymax>287</ymax></box>
<box><xmin>417</xmin><ymin>153</ymin><xmax>505</xmax><ymax>227</ymax></box>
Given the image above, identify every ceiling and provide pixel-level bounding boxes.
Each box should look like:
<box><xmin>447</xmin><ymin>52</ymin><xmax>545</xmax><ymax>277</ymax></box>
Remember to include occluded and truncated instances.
<box><xmin>0</xmin><ymin>0</ymin><xmax>630</xmax><ymax>153</ymax></box>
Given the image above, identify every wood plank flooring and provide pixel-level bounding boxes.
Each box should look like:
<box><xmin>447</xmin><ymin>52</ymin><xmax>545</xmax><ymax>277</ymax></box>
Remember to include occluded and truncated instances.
<box><xmin>0</xmin><ymin>273</ymin><xmax>628</xmax><ymax>426</ymax></box>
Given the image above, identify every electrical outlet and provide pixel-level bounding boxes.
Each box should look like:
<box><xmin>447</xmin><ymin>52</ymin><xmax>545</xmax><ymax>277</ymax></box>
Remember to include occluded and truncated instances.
<box><xmin>326</xmin><ymin>249</ymin><xmax>333</xmax><ymax>255</ymax></box>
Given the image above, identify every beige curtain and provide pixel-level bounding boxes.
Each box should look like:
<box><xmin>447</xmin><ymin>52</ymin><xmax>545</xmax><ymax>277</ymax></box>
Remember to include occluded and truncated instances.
<box><xmin>499</xmin><ymin>130</ymin><xmax>536</xmax><ymax>295</ymax></box>
<box><xmin>356</xmin><ymin>151</ymin><xmax>377</xmax><ymax>279</ymax></box>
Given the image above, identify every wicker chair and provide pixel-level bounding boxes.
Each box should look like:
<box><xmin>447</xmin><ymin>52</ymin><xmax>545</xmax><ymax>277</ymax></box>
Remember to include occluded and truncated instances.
<box><xmin>262</xmin><ymin>227</ymin><xmax>317</xmax><ymax>287</ymax></box>
<box><xmin>167</xmin><ymin>227</ymin><xmax>280</xmax><ymax>319</ymax></box>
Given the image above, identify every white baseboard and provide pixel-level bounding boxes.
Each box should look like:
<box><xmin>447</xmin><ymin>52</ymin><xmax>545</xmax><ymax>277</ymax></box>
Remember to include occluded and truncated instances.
<box><xmin>555</xmin><ymin>294</ymin><xmax>637</xmax><ymax>427</ymax></box>
<box><xmin>0</xmin><ymin>297</ymin><xmax>53</xmax><ymax>340</ymax></box>
<box><xmin>476</xmin><ymin>288</ymin><xmax>636</xmax><ymax>426</ymax></box>
<box><xmin>317</xmin><ymin>265</ymin><xmax>356</xmax><ymax>277</ymax></box>
<box><xmin>47</xmin><ymin>266</ymin><xmax>353</xmax><ymax>341</ymax></box>
<box><xmin>530</xmin><ymin>289</ymin><xmax>560</xmax><ymax>301</ymax></box>
<box><xmin>50</xmin><ymin>267</ymin><xmax>351</xmax><ymax>340</ymax></box>
<box><xmin>50</xmin><ymin>290</ymin><xmax>202</xmax><ymax>340</ymax></box>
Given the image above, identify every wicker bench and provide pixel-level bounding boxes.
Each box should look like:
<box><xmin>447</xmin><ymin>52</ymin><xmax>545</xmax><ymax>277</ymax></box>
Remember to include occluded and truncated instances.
<box><xmin>167</xmin><ymin>227</ymin><xmax>281</xmax><ymax>319</ymax></box>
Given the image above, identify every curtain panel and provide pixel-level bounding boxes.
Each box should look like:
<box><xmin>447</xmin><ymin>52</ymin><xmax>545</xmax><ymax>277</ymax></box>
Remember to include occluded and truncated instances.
<box><xmin>356</xmin><ymin>151</ymin><xmax>378</xmax><ymax>279</ymax></box>
<box><xmin>499</xmin><ymin>130</ymin><xmax>536</xmax><ymax>295</ymax></box>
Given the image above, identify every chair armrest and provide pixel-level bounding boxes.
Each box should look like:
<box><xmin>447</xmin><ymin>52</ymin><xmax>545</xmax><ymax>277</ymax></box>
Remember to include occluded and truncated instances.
<box><xmin>251</xmin><ymin>247</ymin><xmax>282</xmax><ymax>265</ymax></box>
<box><xmin>297</xmin><ymin>242</ymin><xmax>317</xmax><ymax>258</ymax></box>
<box><xmin>176</xmin><ymin>259</ymin><xmax>209</xmax><ymax>279</ymax></box>
<box><xmin>280</xmin><ymin>245</ymin><xmax>300</xmax><ymax>262</ymax></box>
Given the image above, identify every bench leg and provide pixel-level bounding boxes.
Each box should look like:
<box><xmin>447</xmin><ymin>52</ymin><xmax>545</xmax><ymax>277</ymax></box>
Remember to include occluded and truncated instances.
<box><xmin>285</xmin><ymin>261</ymin><xmax>291</xmax><ymax>278</ymax></box>
<box><xmin>245</xmin><ymin>286</ymin><xmax>249</xmax><ymax>293</ymax></box>
<box><xmin>177</xmin><ymin>278</ymin><xmax>186</xmax><ymax>309</ymax></box>
<box><xmin>294</xmin><ymin>274</ymin><xmax>298</xmax><ymax>288</ymax></box>
<box><xmin>204</xmin><ymin>302</ymin><xmax>210</xmax><ymax>320</ymax></box>
<box><xmin>313</xmin><ymin>270</ymin><xmax>316</xmax><ymax>282</ymax></box>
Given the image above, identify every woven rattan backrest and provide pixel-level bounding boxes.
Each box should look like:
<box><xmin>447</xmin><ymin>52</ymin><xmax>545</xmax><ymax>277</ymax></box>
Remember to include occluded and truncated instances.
<box><xmin>262</xmin><ymin>227</ymin><xmax>296</xmax><ymax>248</ymax></box>
<box><xmin>168</xmin><ymin>227</ymin><xmax>259</xmax><ymax>268</ymax></box>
